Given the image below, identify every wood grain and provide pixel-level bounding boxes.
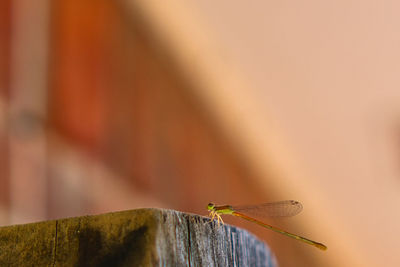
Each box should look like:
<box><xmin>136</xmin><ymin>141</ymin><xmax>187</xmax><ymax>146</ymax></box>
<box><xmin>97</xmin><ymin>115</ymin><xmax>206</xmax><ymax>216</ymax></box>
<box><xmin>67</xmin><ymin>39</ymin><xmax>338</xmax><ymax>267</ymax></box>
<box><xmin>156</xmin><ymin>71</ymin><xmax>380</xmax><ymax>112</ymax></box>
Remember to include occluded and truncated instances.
<box><xmin>0</xmin><ymin>209</ymin><xmax>277</xmax><ymax>266</ymax></box>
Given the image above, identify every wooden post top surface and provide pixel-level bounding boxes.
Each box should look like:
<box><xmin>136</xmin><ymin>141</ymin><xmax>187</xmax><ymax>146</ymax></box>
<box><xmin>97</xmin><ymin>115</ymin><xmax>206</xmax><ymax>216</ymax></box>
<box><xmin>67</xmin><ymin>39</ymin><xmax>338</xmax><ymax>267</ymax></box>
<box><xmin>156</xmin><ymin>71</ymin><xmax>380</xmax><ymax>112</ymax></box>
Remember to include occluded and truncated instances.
<box><xmin>0</xmin><ymin>208</ymin><xmax>277</xmax><ymax>266</ymax></box>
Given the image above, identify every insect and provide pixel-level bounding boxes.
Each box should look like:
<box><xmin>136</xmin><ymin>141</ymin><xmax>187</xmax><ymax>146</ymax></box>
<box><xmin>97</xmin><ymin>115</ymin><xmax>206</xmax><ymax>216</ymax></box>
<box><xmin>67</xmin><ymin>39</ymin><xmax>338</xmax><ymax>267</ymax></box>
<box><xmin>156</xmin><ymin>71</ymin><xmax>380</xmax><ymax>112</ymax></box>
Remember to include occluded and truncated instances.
<box><xmin>207</xmin><ymin>200</ymin><xmax>327</xmax><ymax>250</ymax></box>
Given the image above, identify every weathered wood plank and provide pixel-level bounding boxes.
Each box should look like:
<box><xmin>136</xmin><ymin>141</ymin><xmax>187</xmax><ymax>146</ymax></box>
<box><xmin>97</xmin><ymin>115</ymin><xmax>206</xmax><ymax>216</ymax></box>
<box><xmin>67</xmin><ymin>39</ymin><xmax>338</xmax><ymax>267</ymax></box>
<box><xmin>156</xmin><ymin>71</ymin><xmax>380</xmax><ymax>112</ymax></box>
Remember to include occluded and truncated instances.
<box><xmin>0</xmin><ymin>209</ymin><xmax>277</xmax><ymax>266</ymax></box>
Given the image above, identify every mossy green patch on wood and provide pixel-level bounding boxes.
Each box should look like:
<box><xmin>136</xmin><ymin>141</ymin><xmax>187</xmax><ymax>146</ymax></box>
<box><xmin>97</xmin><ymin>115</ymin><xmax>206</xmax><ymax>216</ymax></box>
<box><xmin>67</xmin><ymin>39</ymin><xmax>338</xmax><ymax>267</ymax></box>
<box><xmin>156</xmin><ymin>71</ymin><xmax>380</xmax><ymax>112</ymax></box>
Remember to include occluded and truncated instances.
<box><xmin>0</xmin><ymin>209</ymin><xmax>159</xmax><ymax>266</ymax></box>
<box><xmin>0</xmin><ymin>220</ymin><xmax>56</xmax><ymax>266</ymax></box>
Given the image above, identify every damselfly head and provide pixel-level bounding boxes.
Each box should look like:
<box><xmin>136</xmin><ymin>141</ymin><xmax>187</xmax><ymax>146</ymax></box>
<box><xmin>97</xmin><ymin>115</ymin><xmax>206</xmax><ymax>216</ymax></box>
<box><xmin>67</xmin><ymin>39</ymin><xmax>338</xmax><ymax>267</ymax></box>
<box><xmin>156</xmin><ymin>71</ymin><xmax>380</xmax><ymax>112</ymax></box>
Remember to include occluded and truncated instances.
<box><xmin>207</xmin><ymin>203</ymin><xmax>215</xmax><ymax>211</ymax></box>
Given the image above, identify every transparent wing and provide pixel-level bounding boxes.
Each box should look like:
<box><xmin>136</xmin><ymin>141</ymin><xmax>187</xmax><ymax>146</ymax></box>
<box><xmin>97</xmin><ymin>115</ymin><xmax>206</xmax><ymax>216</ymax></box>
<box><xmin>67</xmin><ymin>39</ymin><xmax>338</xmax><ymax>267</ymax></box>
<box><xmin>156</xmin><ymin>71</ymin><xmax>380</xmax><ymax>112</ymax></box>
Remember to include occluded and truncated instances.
<box><xmin>232</xmin><ymin>200</ymin><xmax>303</xmax><ymax>218</ymax></box>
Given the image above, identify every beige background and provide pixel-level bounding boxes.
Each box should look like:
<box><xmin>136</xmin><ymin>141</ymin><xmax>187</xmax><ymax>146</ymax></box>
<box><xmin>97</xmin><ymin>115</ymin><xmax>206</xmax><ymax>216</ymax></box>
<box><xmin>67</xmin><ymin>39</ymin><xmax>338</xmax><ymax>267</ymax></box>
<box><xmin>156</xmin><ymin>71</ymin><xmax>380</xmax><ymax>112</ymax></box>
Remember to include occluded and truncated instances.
<box><xmin>134</xmin><ymin>0</ymin><xmax>400</xmax><ymax>266</ymax></box>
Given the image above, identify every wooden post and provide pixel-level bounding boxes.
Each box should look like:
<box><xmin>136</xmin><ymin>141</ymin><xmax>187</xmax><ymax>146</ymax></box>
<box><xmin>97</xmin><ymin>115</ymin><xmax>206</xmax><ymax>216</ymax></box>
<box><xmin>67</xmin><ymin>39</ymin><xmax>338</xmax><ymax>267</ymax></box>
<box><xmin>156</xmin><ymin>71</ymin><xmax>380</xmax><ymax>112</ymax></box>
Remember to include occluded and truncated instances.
<box><xmin>0</xmin><ymin>209</ymin><xmax>277</xmax><ymax>266</ymax></box>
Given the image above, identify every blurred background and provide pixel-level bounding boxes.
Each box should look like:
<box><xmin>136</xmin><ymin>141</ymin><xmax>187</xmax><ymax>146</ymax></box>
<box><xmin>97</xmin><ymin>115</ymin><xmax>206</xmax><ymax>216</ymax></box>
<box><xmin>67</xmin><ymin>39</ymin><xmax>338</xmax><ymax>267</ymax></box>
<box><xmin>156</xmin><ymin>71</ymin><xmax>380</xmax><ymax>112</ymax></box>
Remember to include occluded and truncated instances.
<box><xmin>1</xmin><ymin>0</ymin><xmax>400</xmax><ymax>266</ymax></box>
